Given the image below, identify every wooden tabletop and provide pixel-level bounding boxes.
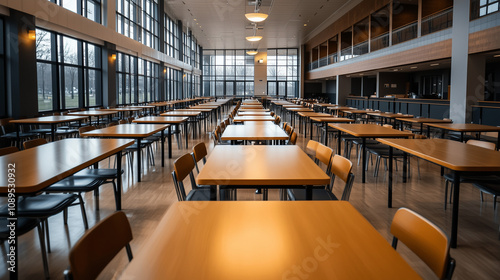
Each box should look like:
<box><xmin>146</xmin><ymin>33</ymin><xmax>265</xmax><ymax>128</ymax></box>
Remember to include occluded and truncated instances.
<box><xmin>310</xmin><ymin>117</ymin><xmax>354</xmax><ymax>123</ymax></box>
<box><xmin>233</xmin><ymin>116</ymin><xmax>276</xmax><ymax>122</ymax></box>
<box><xmin>68</xmin><ymin>110</ymin><xmax>117</xmax><ymax>116</ymax></box>
<box><xmin>121</xmin><ymin>201</ymin><xmax>421</xmax><ymax>280</ymax></box>
<box><xmin>237</xmin><ymin>111</ymin><xmax>272</xmax><ymax>116</ymax></box>
<box><xmin>282</xmin><ymin>105</ymin><xmax>305</xmax><ymax>108</ymax></box>
<box><xmin>424</xmin><ymin>123</ymin><xmax>500</xmax><ymax>132</ymax></box>
<box><xmin>328</xmin><ymin>106</ymin><xmax>354</xmax><ymax>110</ymax></box>
<box><xmin>190</xmin><ymin>105</ymin><xmax>218</xmax><ymax>109</ymax></box>
<box><xmin>0</xmin><ymin>139</ymin><xmax>134</xmax><ymax>193</ymax></box>
<box><xmin>239</xmin><ymin>105</ymin><xmax>264</xmax><ymax>109</ymax></box>
<box><xmin>127</xmin><ymin>105</ymin><xmax>156</xmax><ymax>109</ymax></box>
<box><xmin>221</xmin><ymin>124</ymin><xmax>289</xmax><ymax>141</ymax></box>
<box><xmin>99</xmin><ymin>107</ymin><xmax>142</xmax><ymax>112</ymax></box>
<box><xmin>329</xmin><ymin>124</ymin><xmax>414</xmax><ymax>138</ymax></box>
<box><xmin>342</xmin><ymin>110</ymin><xmax>370</xmax><ymax>114</ymax></box>
<box><xmin>367</xmin><ymin>112</ymin><xmax>414</xmax><ymax>118</ymax></box>
<box><xmin>286</xmin><ymin>108</ymin><xmax>314</xmax><ymax>112</ymax></box>
<box><xmin>160</xmin><ymin>111</ymin><xmax>201</xmax><ymax>117</ymax></box>
<box><xmin>395</xmin><ymin>118</ymin><xmax>452</xmax><ymax>124</ymax></box>
<box><xmin>176</xmin><ymin>108</ymin><xmax>213</xmax><ymax>112</ymax></box>
<box><xmin>81</xmin><ymin>124</ymin><xmax>169</xmax><ymax>138</ymax></box>
<box><xmin>376</xmin><ymin>138</ymin><xmax>500</xmax><ymax>171</ymax></box>
<box><xmin>132</xmin><ymin>116</ymin><xmax>187</xmax><ymax>125</ymax></box>
<box><xmin>238</xmin><ymin>108</ymin><xmax>270</xmax><ymax>112</ymax></box>
<box><xmin>9</xmin><ymin>116</ymin><xmax>88</xmax><ymax>124</ymax></box>
<box><xmin>298</xmin><ymin>112</ymin><xmax>332</xmax><ymax>117</ymax></box>
<box><xmin>197</xmin><ymin>145</ymin><xmax>330</xmax><ymax>186</ymax></box>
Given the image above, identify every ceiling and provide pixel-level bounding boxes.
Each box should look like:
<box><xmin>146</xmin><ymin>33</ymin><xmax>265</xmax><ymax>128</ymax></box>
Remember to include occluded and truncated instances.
<box><xmin>165</xmin><ymin>0</ymin><xmax>359</xmax><ymax>50</ymax></box>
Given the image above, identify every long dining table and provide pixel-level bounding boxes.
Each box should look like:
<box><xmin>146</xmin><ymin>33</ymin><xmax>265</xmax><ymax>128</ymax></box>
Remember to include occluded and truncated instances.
<box><xmin>81</xmin><ymin>124</ymin><xmax>169</xmax><ymax>181</ymax></box>
<box><xmin>120</xmin><ymin>201</ymin><xmax>422</xmax><ymax>280</ymax></box>
<box><xmin>221</xmin><ymin>123</ymin><xmax>289</xmax><ymax>144</ymax></box>
<box><xmin>377</xmin><ymin>138</ymin><xmax>500</xmax><ymax>248</ymax></box>
<box><xmin>196</xmin><ymin>145</ymin><xmax>330</xmax><ymax>200</ymax></box>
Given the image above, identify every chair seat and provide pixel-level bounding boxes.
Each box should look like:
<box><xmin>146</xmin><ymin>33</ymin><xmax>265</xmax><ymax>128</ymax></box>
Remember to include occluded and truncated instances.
<box><xmin>0</xmin><ymin>194</ymin><xmax>78</xmax><ymax>217</ymax></box>
<box><xmin>472</xmin><ymin>181</ymin><xmax>500</xmax><ymax>196</ymax></box>
<box><xmin>73</xmin><ymin>168</ymin><xmax>123</xmax><ymax>179</ymax></box>
<box><xmin>367</xmin><ymin>147</ymin><xmax>405</xmax><ymax>157</ymax></box>
<box><xmin>1</xmin><ymin>131</ymin><xmax>38</xmax><ymax>139</ymax></box>
<box><xmin>46</xmin><ymin>177</ymin><xmax>104</xmax><ymax>193</ymax></box>
<box><xmin>352</xmin><ymin>139</ymin><xmax>380</xmax><ymax>145</ymax></box>
<box><xmin>444</xmin><ymin>173</ymin><xmax>500</xmax><ymax>183</ymax></box>
<box><xmin>287</xmin><ymin>188</ymin><xmax>338</xmax><ymax>201</ymax></box>
<box><xmin>186</xmin><ymin>189</ymin><xmax>213</xmax><ymax>201</ymax></box>
<box><xmin>0</xmin><ymin>217</ymin><xmax>40</xmax><ymax>238</ymax></box>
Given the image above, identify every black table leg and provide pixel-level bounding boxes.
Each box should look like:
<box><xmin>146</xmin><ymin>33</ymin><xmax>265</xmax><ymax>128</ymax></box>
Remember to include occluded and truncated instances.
<box><xmin>136</xmin><ymin>138</ymin><xmax>141</xmax><ymax>182</ymax></box>
<box><xmin>168</xmin><ymin>125</ymin><xmax>172</xmax><ymax>158</ymax></box>
<box><xmin>324</xmin><ymin>122</ymin><xmax>328</xmax><ymax>146</ymax></box>
<box><xmin>403</xmin><ymin>152</ymin><xmax>407</xmax><ymax>183</ymax></box>
<box><xmin>337</xmin><ymin>130</ymin><xmax>342</xmax><ymax>155</ymax></box>
<box><xmin>161</xmin><ymin>130</ymin><xmax>165</xmax><ymax>167</ymax></box>
<box><xmin>16</xmin><ymin>124</ymin><xmax>21</xmax><ymax>149</ymax></box>
<box><xmin>116</xmin><ymin>150</ymin><xmax>122</xmax><ymax>210</ymax></box>
<box><xmin>51</xmin><ymin>124</ymin><xmax>56</xmax><ymax>142</ymax></box>
<box><xmin>362</xmin><ymin>138</ymin><xmax>366</xmax><ymax>183</ymax></box>
<box><xmin>460</xmin><ymin>132</ymin><xmax>464</xmax><ymax>142</ymax></box>
<box><xmin>306</xmin><ymin>186</ymin><xmax>312</xmax><ymax>200</ymax></box>
<box><xmin>310</xmin><ymin>119</ymin><xmax>313</xmax><ymax>140</ymax></box>
<box><xmin>184</xmin><ymin>122</ymin><xmax>188</xmax><ymax>149</ymax></box>
<box><xmin>451</xmin><ymin>171</ymin><xmax>461</xmax><ymax>248</ymax></box>
<box><xmin>388</xmin><ymin>146</ymin><xmax>393</xmax><ymax>208</ymax></box>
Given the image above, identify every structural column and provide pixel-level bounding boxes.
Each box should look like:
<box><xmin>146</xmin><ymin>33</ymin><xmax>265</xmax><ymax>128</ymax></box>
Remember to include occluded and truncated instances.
<box><xmin>336</xmin><ymin>75</ymin><xmax>351</xmax><ymax>105</ymax></box>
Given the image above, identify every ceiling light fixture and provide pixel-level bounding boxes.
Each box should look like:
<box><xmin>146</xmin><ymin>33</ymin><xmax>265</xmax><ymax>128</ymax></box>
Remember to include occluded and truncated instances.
<box><xmin>245</xmin><ymin>0</ymin><xmax>268</xmax><ymax>23</ymax></box>
<box><xmin>246</xmin><ymin>35</ymin><xmax>262</xmax><ymax>42</ymax></box>
<box><xmin>410</xmin><ymin>66</ymin><xmax>418</xmax><ymax>69</ymax></box>
<box><xmin>246</xmin><ymin>50</ymin><xmax>258</xmax><ymax>55</ymax></box>
<box><xmin>430</xmin><ymin>63</ymin><xmax>439</xmax><ymax>66</ymax></box>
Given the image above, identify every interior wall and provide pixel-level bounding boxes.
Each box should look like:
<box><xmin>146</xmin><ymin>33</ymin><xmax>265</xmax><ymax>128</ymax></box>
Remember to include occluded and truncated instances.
<box><xmin>254</xmin><ymin>52</ymin><xmax>267</xmax><ymax>96</ymax></box>
<box><xmin>377</xmin><ymin>72</ymin><xmax>410</xmax><ymax>97</ymax></box>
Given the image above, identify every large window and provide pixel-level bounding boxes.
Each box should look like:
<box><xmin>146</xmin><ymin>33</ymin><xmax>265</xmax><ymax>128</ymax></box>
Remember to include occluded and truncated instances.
<box><xmin>183</xmin><ymin>32</ymin><xmax>191</xmax><ymax>65</ymax></box>
<box><xmin>0</xmin><ymin>18</ymin><xmax>5</xmax><ymax>118</ymax></box>
<box><xmin>116</xmin><ymin>53</ymin><xmax>159</xmax><ymax>104</ymax></box>
<box><xmin>267</xmin><ymin>49</ymin><xmax>299</xmax><ymax>97</ymax></box>
<box><xmin>50</xmin><ymin>0</ymin><xmax>101</xmax><ymax>23</ymax></box>
<box><xmin>203</xmin><ymin>50</ymin><xmax>254</xmax><ymax>97</ymax></box>
<box><xmin>116</xmin><ymin>0</ymin><xmax>159</xmax><ymax>50</ymax></box>
<box><xmin>164</xmin><ymin>15</ymin><xmax>179</xmax><ymax>59</ymax></box>
<box><xmin>36</xmin><ymin>29</ymin><xmax>102</xmax><ymax>112</ymax></box>
<box><xmin>165</xmin><ymin>67</ymin><xmax>182</xmax><ymax>100</ymax></box>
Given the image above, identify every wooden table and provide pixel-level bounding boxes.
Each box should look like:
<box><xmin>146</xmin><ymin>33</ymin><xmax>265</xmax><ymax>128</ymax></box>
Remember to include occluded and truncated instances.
<box><xmin>395</xmin><ymin>117</ymin><xmax>452</xmax><ymax>134</ymax></box>
<box><xmin>285</xmin><ymin>107</ymin><xmax>314</xmax><ymax>126</ymax></box>
<box><xmin>297</xmin><ymin>112</ymin><xmax>331</xmax><ymax>138</ymax></box>
<box><xmin>131</xmin><ymin>117</ymin><xmax>176</xmax><ymax>158</ymax></box>
<box><xmin>425</xmin><ymin>123</ymin><xmax>500</xmax><ymax>148</ymax></box>
<box><xmin>197</xmin><ymin>145</ymin><xmax>330</xmax><ymax>200</ymax></box>
<box><xmin>329</xmin><ymin>124</ymin><xmax>414</xmax><ymax>183</ymax></box>
<box><xmin>67</xmin><ymin>110</ymin><xmax>117</xmax><ymax>126</ymax></box>
<box><xmin>0</xmin><ymin>138</ymin><xmax>134</xmax><ymax>208</ymax></box>
<box><xmin>233</xmin><ymin>116</ymin><xmax>276</xmax><ymax>123</ymax></box>
<box><xmin>10</xmin><ymin>116</ymin><xmax>88</xmax><ymax>148</ymax></box>
<box><xmin>238</xmin><ymin>108</ymin><xmax>270</xmax><ymax>112</ymax></box>
<box><xmin>81</xmin><ymin>124</ymin><xmax>169</xmax><ymax>181</ymax></box>
<box><xmin>156</xmin><ymin>114</ymin><xmax>190</xmax><ymax>148</ymax></box>
<box><xmin>366</xmin><ymin>112</ymin><xmax>414</xmax><ymax>126</ymax></box>
<box><xmin>377</xmin><ymin>138</ymin><xmax>500</xmax><ymax>248</ymax></box>
<box><xmin>239</xmin><ymin>105</ymin><xmax>264</xmax><ymax>109</ymax></box>
<box><xmin>221</xmin><ymin>124</ymin><xmax>289</xmax><ymax>144</ymax></box>
<box><xmin>310</xmin><ymin>117</ymin><xmax>354</xmax><ymax>145</ymax></box>
<box><xmin>121</xmin><ymin>201</ymin><xmax>421</xmax><ymax>280</ymax></box>
<box><xmin>237</xmin><ymin>111</ymin><xmax>271</xmax><ymax>116</ymax></box>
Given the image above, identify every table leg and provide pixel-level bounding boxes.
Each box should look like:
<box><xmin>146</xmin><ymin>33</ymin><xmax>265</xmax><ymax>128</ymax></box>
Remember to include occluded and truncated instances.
<box><xmin>421</xmin><ymin>123</ymin><xmax>424</xmax><ymax>135</ymax></box>
<box><xmin>51</xmin><ymin>124</ymin><xmax>56</xmax><ymax>142</ymax></box>
<box><xmin>16</xmin><ymin>124</ymin><xmax>21</xmax><ymax>149</ymax></box>
<box><xmin>460</xmin><ymin>132</ymin><xmax>464</xmax><ymax>142</ymax></box>
<box><xmin>136</xmin><ymin>138</ymin><xmax>141</xmax><ymax>182</ymax></box>
<box><xmin>324</xmin><ymin>122</ymin><xmax>328</xmax><ymax>146</ymax></box>
<box><xmin>497</xmin><ymin>132</ymin><xmax>500</xmax><ymax>151</ymax></box>
<box><xmin>451</xmin><ymin>171</ymin><xmax>461</xmax><ymax>248</ymax></box>
<box><xmin>161</xmin><ymin>130</ymin><xmax>165</xmax><ymax>167</ymax></box>
<box><xmin>310</xmin><ymin>119</ymin><xmax>313</xmax><ymax>140</ymax></box>
<box><xmin>388</xmin><ymin>146</ymin><xmax>393</xmax><ymax>208</ymax></box>
<box><xmin>337</xmin><ymin>130</ymin><xmax>342</xmax><ymax>155</ymax></box>
<box><xmin>306</xmin><ymin>186</ymin><xmax>312</xmax><ymax>200</ymax></box>
<box><xmin>402</xmin><ymin>152</ymin><xmax>407</xmax><ymax>183</ymax></box>
<box><xmin>184</xmin><ymin>122</ymin><xmax>188</xmax><ymax>149</ymax></box>
<box><xmin>427</xmin><ymin>126</ymin><xmax>431</xmax><ymax>138</ymax></box>
<box><xmin>116</xmin><ymin>150</ymin><xmax>122</xmax><ymax>210</ymax></box>
<box><xmin>168</xmin><ymin>126</ymin><xmax>172</xmax><ymax>158</ymax></box>
<box><xmin>362</xmin><ymin>138</ymin><xmax>366</xmax><ymax>183</ymax></box>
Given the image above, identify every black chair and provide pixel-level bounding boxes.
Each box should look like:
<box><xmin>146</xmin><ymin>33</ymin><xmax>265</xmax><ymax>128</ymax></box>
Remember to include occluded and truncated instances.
<box><xmin>288</xmin><ymin>144</ymin><xmax>355</xmax><ymax>200</ymax></box>
<box><xmin>172</xmin><ymin>153</ymin><xmax>213</xmax><ymax>201</ymax></box>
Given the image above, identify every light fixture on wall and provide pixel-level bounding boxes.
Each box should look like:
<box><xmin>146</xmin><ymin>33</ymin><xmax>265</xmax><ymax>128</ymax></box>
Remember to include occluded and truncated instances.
<box><xmin>27</xmin><ymin>27</ymin><xmax>36</xmax><ymax>40</ymax></box>
<box><xmin>246</xmin><ymin>50</ymin><xmax>258</xmax><ymax>55</ymax></box>
<box><xmin>111</xmin><ymin>54</ymin><xmax>117</xmax><ymax>60</ymax></box>
<box><xmin>163</xmin><ymin>68</ymin><xmax>167</xmax><ymax>73</ymax></box>
<box><xmin>258</xmin><ymin>59</ymin><xmax>264</xmax><ymax>64</ymax></box>
<box><xmin>246</xmin><ymin>36</ymin><xmax>262</xmax><ymax>42</ymax></box>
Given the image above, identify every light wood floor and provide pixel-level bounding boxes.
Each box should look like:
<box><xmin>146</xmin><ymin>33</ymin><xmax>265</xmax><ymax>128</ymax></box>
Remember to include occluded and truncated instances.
<box><xmin>1</xmin><ymin>118</ymin><xmax>500</xmax><ymax>280</ymax></box>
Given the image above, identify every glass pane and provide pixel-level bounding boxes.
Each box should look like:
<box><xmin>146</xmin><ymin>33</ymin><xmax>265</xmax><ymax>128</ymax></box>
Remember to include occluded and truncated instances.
<box><xmin>488</xmin><ymin>3</ymin><xmax>499</xmax><ymax>13</ymax></box>
<box><xmin>37</xmin><ymin>62</ymin><xmax>53</xmax><ymax>111</ymax></box>
<box><xmin>64</xmin><ymin>66</ymin><xmax>80</xmax><ymax>109</ymax></box>
<box><xmin>36</xmin><ymin>29</ymin><xmax>52</xmax><ymax>61</ymax></box>
<box><xmin>63</xmin><ymin>36</ymin><xmax>79</xmax><ymax>65</ymax></box>
<box><xmin>62</xmin><ymin>0</ymin><xmax>78</xmax><ymax>13</ymax></box>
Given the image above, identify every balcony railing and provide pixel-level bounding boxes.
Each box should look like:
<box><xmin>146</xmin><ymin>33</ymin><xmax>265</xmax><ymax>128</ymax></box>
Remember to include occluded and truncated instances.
<box><xmin>392</xmin><ymin>21</ymin><xmax>418</xmax><ymax>45</ymax></box>
<box><xmin>340</xmin><ymin>47</ymin><xmax>353</xmax><ymax>61</ymax></box>
<box><xmin>328</xmin><ymin>53</ymin><xmax>338</xmax><ymax>64</ymax></box>
<box><xmin>421</xmin><ymin>7</ymin><xmax>453</xmax><ymax>36</ymax></box>
<box><xmin>353</xmin><ymin>41</ymin><xmax>369</xmax><ymax>57</ymax></box>
<box><xmin>319</xmin><ymin>56</ymin><xmax>329</xmax><ymax>67</ymax></box>
<box><xmin>370</xmin><ymin>32</ymin><xmax>389</xmax><ymax>52</ymax></box>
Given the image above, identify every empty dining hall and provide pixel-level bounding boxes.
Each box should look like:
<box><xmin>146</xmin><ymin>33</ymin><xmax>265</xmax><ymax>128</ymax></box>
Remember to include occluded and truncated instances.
<box><xmin>2</xmin><ymin>0</ymin><xmax>500</xmax><ymax>279</ymax></box>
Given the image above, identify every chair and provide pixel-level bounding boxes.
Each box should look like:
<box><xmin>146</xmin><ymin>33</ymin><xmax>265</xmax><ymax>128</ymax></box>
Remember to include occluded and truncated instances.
<box><xmin>305</xmin><ymin>140</ymin><xmax>320</xmax><ymax>164</ymax></box>
<box><xmin>172</xmin><ymin>153</ymin><xmax>214</xmax><ymax>201</ymax></box>
<box><xmin>0</xmin><ymin>218</ymin><xmax>49</xmax><ymax>278</ymax></box>
<box><xmin>391</xmin><ymin>208</ymin><xmax>456</xmax><ymax>280</ymax></box>
<box><xmin>64</xmin><ymin>211</ymin><xmax>133</xmax><ymax>280</ymax></box>
<box><xmin>443</xmin><ymin>139</ymin><xmax>497</xmax><ymax>209</ymax></box>
<box><xmin>23</xmin><ymin>138</ymin><xmax>49</xmax><ymax>150</ymax></box>
<box><xmin>288</xmin><ymin>131</ymin><xmax>297</xmax><ymax>145</ymax></box>
<box><xmin>0</xmin><ymin>118</ymin><xmax>38</xmax><ymax>147</ymax></box>
<box><xmin>0</xmin><ymin>146</ymin><xmax>19</xmax><ymax>156</ymax></box>
<box><xmin>287</xmin><ymin>144</ymin><xmax>355</xmax><ymax>200</ymax></box>
<box><xmin>191</xmin><ymin>142</ymin><xmax>208</xmax><ymax>173</ymax></box>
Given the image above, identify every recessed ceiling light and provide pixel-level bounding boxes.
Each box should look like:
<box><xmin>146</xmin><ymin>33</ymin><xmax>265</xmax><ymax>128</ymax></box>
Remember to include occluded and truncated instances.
<box><xmin>304</xmin><ymin>24</ymin><xmax>307</xmax><ymax>27</ymax></box>
<box><xmin>245</xmin><ymin>13</ymin><xmax>268</xmax><ymax>23</ymax></box>
<box><xmin>194</xmin><ymin>19</ymin><xmax>197</xmax><ymax>21</ymax></box>
<box><xmin>430</xmin><ymin>63</ymin><xmax>439</xmax><ymax>66</ymax></box>
<box><xmin>410</xmin><ymin>66</ymin><xmax>418</xmax><ymax>69</ymax></box>
<box><xmin>246</xmin><ymin>50</ymin><xmax>258</xmax><ymax>55</ymax></box>
<box><xmin>246</xmin><ymin>36</ymin><xmax>262</xmax><ymax>42</ymax></box>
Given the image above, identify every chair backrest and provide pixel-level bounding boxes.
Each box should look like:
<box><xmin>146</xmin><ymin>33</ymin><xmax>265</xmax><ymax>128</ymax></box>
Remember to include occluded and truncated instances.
<box><xmin>172</xmin><ymin>153</ymin><xmax>197</xmax><ymax>201</ymax></box>
<box><xmin>383</xmin><ymin>124</ymin><xmax>393</xmax><ymax>128</ymax></box>
<box><xmin>107</xmin><ymin>122</ymin><xmax>118</xmax><ymax>127</ymax></box>
<box><xmin>78</xmin><ymin>126</ymin><xmax>96</xmax><ymax>137</ymax></box>
<box><xmin>305</xmin><ymin>140</ymin><xmax>320</xmax><ymax>159</ymax></box>
<box><xmin>192</xmin><ymin>142</ymin><xmax>208</xmax><ymax>173</ymax></box>
<box><xmin>288</xmin><ymin>131</ymin><xmax>297</xmax><ymax>145</ymax></box>
<box><xmin>282</xmin><ymin>122</ymin><xmax>288</xmax><ymax>130</ymax></box>
<box><xmin>315</xmin><ymin>143</ymin><xmax>333</xmax><ymax>169</ymax></box>
<box><xmin>329</xmin><ymin>155</ymin><xmax>355</xmax><ymax>200</ymax></box>
<box><xmin>466</xmin><ymin>139</ymin><xmax>496</xmax><ymax>150</ymax></box>
<box><xmin>66</xmin><ymin>211</ymin><xmax>133</xmax><ymax>280</ymax></box>
<box><xmin>412</xmin><ymin>134</ymin><xmax>427</xmax><ymax>139</ymax></box>
<box><xmin>391</xmin><ymin>208</ymin><xmax>455</xmax><ymax>280</ymax></box>
<box><xmin>0</xmin><ymin>146</ymin><xmax>19</xmax><ymax>156</ymax></box>
<box><xmin>23</xmin><ymin>138</ymin><xmax>48</xmax><ymax>149</ymax></box>
<box><xmin>285</xmin><ymin>125</ymin><xmax>293</xmax><ymax>136</ymax></box>
<box><xmin>274</xmin><ymin>116</ymin><xmax>281</xmax><ymax>125</ymax></box>
<box><xmin>118</xmin><ymin>119</ymin><xmax>127</xmax><ymax>124</ymax></box>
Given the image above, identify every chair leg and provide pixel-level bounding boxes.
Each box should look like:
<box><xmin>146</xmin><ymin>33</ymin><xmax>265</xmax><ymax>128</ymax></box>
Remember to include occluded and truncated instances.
<box><xmin>77</xmin><ymin>194</ymin><xmax>89</xmax><ymax>230</ymax></box>
<box><xmin>36</xmin><ymin>222</ymin><xmax>50</xmax><ymax>279</ymax></box>
<box><xmin>93</xmin><ymin>189</ymin><xmax>100</xmax><ymax>211</ymax></box>
<box><xmin>44</xmin><ymin>219</ymin><xmax>51</xmax><ymax>253</ymax></box>
<box><xmin>480</xmin><ymin>191</ymin><xmax>484</xmax><ymax>202</ymax></box>
<box><xmin>374</xmin><ymin>156</ymin><xmax>381</xmax><ymax>177</ymax></box>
